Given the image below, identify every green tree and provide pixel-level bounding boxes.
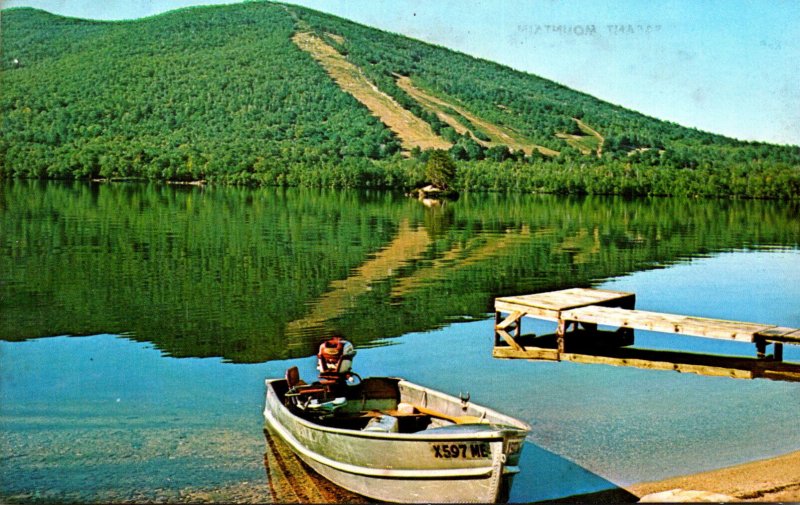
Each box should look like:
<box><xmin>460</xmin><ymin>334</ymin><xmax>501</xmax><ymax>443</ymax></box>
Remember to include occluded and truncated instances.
<box><xmin>425</xmin><ymin>150</ymin><xmax>457</xmax><ymax>189</ymax></box>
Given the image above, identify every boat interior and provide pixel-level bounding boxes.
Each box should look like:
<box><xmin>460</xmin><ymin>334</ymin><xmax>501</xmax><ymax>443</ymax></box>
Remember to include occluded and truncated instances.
<box><xmin>275</xmin><ymin>368</ymin><xmax>479</xmax><ymax>434</ymax></box>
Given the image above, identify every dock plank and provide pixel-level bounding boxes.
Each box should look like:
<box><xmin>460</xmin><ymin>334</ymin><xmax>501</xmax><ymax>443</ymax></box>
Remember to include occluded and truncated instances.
<box><xmin>784</xmin><ymin>330</ymin><xmax>800</xmax><ymax>343</ymax></box>
<box><xmin>495</xmin><ymin>301</ymin><xmax>560</xmax><ymax>321</ymax></box>
<box><xmin>561</xmin><ymin>305</ymin><xmax>773</xmax><ymax>343</ymax></box>
<box><xmin>758</xmin><ymin>327</ymin><xmax>800</xmax><ymax>343</ymax></box>
<box><xmin>561</xmin><ymin>352</ymin><xmax>757</xmax><ymax>380</ymax></box>
<box><xmin>496</xmin><ymin>287</ymin><xmax>633</xmax><ymax>312</ymax></box>
<box><xmin>493</xmin><ymin>341</ymin><xmax>800</xmax><ymax>382</ymax></box>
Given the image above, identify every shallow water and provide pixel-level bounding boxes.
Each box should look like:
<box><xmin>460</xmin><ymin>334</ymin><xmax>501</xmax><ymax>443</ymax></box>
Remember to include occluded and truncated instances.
<box><xmin>3</xmin><ymin>252</ymin><xmax>799</xmax><ymax>502</ymax></box>
<box><xmin>1</xmin><ymin>182</ymin><xmax>799</xmax><ymax>501</ymax></box>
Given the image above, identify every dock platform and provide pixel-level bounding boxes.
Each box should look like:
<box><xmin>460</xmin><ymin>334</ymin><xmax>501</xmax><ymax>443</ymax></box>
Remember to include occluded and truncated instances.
<box><xmin>493</xmin><ymin>288</ymin><xmax>800</xmax><ymax>381</ymax></box>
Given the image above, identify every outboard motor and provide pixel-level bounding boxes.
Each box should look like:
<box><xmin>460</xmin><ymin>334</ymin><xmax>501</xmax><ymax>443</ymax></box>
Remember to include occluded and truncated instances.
<box><xmin>284</xmin><ymin>337</ymin><xmax>359</xmax><ymax>416</ymax></box>
<box><xmin>316</xmin><ymin>336</ymin><xmax>357</xmax><ymax>385</ymax></box>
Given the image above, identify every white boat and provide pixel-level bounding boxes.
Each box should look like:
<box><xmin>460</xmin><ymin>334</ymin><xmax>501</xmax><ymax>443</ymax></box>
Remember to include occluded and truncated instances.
<box><xmin>263</xmin><ymin>369</ymin><xmax>530</xmax><ymax>503</ymax></box>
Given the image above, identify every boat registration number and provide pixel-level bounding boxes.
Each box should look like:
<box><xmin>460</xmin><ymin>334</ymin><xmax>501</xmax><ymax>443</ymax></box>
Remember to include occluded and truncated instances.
<box><xmin>430</xmin><ymin>443</ymin><xmax>490</xmax><ymax>459</ymax></box>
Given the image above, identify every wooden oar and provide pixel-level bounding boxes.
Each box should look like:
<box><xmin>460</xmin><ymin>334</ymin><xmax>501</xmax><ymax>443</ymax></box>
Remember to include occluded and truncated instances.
<box><xmin>413</xmin><ymin>404</ymin><xmax>484</xmax><ymax>425</ymax></box>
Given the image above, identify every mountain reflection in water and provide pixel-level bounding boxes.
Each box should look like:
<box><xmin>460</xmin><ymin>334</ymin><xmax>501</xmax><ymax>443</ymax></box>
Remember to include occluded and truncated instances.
<box><xmin>1</xmin><ymin>181</ymin><xmax>798</xmax><ymax>363</ymax></box>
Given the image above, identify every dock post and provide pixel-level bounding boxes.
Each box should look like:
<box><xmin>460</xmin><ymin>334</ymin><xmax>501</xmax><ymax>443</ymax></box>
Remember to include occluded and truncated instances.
<box><xmin>494</xmin><ymin>311</ymin><xmax>502</xmax><ymax>347</ymax></box>
<box><xmin>556</xmin><ymin>318</ymin><xmax>567</xmax><ymax>359</ymax></box>
<box><xmin>756</xmin><ymin>338</ymin><xmax>767</xmax><ymax>359</ymax></box>
<box><xmin>774</xmin><ymin>343</ymin><xmax>784</xmax><ymax>362</ymax></box>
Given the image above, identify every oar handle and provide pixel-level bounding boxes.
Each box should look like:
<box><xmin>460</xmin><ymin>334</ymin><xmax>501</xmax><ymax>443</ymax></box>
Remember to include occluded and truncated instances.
<box><xmin>413</xmin><ymin>404</ymin><xmax>483</xmax><ymax>425</ymax></box>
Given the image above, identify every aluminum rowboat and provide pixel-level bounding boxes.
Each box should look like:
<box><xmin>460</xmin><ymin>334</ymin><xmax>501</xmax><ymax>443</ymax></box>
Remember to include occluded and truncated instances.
<box><xmin>263</xmin><ymin>376</ymin><xmax>530</xmax><ymax>503</ymax></box>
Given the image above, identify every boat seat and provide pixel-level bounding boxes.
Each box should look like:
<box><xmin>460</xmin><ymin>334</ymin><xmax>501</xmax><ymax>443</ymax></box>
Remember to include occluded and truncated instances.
<box><xmin>285</xmin><ymin>366</ymin><xmax>329</xmax><ymax>398</ymax></box>
<box><xmin>285</xmin><ymin>366</ymin><xmax>306</xmax><ymax>388</ymax></box>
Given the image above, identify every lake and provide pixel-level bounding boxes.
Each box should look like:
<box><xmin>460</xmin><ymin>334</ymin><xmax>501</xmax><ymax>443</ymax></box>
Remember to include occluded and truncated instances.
<box><xmin>1</xmin><ymin>180</ymin><xmax>799</xmax><ymax>502</ymax></box>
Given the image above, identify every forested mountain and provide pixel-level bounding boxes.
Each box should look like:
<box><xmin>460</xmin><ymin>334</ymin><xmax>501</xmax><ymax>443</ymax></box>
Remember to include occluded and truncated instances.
<box><xmin>1</xmin><ymin>2</ymin><xmax>798</xmax><ymax>197</ymax></box>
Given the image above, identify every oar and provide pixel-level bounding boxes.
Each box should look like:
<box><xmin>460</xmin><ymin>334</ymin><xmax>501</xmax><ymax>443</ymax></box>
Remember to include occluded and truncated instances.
<box><xmin>413</xmin><ymin>404</ymin><xmax>484</xmax><ymax>425</ymax></box>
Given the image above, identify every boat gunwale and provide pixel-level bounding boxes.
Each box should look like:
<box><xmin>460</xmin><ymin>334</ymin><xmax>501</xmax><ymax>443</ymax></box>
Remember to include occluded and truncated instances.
<box><xmin>264</xmin><ymin>377</ymin><xmax>531</xmax><ymax>442</ymax></box>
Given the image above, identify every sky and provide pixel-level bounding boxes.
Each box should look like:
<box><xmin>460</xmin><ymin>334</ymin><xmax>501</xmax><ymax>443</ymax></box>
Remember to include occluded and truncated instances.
<box><xmin>2</xmin><ymin>0</ymin><xmax>799</xmax><ymax>146</ymax></box>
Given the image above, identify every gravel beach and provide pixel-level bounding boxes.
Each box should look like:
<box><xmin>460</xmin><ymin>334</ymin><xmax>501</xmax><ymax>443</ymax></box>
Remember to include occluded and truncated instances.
<box><xmin>628</xmin><ymin>449</ymin><xmax>800</xmax><ymax>502</ymax></box>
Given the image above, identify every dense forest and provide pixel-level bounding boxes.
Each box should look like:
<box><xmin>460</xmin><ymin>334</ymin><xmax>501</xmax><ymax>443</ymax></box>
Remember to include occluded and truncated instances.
<box><xmin>1</xmin><ymin>2</ymin><xmax>799</xmax><ymax>198</ymax></box>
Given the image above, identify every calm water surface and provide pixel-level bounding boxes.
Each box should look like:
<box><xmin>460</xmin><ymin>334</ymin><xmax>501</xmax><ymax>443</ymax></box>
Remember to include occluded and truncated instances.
<box><xmin>1</xmin><ymin>181</ymin><xmax>799</xmax><ymax>502</ymax></box>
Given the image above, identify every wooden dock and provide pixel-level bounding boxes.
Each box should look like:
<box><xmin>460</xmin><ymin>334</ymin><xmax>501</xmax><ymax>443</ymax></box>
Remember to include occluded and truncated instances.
<box><xmin>493</xmin><ymin>288</ymin><xmax>800</xmax><ymax>381</ymax></box>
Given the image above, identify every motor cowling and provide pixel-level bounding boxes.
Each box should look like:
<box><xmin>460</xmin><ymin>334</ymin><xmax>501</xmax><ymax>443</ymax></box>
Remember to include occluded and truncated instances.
<box><xmin>316</xmin><ymin>337</ymin><xmax>356</xmax><ymax>378</ymax></box>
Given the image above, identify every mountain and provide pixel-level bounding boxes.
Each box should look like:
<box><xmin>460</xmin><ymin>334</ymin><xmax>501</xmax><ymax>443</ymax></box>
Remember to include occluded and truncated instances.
<box><xmin>1</xmin><ymin>2</ymin><xmax>798</xmax><ymax>197</ymax></box>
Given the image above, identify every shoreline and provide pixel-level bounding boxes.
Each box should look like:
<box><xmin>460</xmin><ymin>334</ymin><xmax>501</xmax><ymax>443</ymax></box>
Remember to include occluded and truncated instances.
<box><xmin>168</xmin><ymin>447</ymin><xmax>800</xmax><ymax>503</ymax></box>
<box><xmin>6</xmin><ymin>449</ymin><xmax>800</xmax><ymax>503</ymax></box>
<box><xmin>627</xmin><ymin>448</ymin><xmax>800</xmax><ymax>502</ymax></box>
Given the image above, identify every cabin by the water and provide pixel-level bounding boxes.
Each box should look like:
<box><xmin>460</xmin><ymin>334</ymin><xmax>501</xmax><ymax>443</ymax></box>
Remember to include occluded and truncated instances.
<box><xmin>492</xmin><ymin>288</ymin><xmax>800</xmax><ymax>382</ymax></box>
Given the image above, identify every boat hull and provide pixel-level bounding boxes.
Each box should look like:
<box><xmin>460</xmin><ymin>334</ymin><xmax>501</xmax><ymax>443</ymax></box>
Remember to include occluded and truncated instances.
<box><xmin>263</xmin><ymin>377</ymin><xmax>529</xmax><ymax>503</ymax></box>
